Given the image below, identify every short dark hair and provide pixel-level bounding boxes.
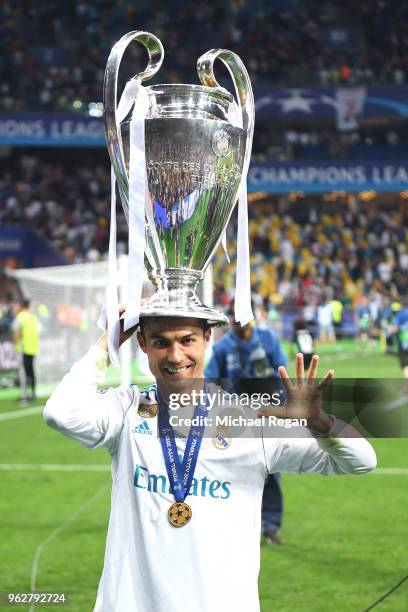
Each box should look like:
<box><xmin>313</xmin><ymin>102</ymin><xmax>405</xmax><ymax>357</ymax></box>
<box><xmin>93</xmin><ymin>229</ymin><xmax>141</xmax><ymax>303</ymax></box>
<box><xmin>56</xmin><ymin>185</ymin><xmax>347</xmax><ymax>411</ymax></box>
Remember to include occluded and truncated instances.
<box><xmin>21</xmin><ymin>299</ymin><xmax>30</xmax><ymax>309</ymax></box>
<box><xmin>138</xmin><ymin>316</ymin><xmax>211</xmax><ymax>337</ymax></box>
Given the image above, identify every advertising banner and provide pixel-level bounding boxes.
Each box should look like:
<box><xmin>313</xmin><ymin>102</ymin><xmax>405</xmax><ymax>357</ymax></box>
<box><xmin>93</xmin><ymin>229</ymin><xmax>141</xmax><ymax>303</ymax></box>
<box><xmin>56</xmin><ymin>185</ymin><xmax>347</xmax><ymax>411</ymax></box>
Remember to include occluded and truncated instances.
<box><xmin>0</xmin><ymin>113</ymin><xmax>105</xmax><ymax>146</ymax></box>
<box><xmin>254</xmin><ymin>86</ymin><xmax>408</xmax><ymax>120</ymax></box>
<box><xmin>335</xmin><ymin>86</ymin><xmax>366</xmax><ymax>131</ymax></box>
<box><xmin>1</xmin><ymin>84</ymin><xmax>408</xmax><ymax>146</ymax></box>
<box><xmin>248</xmin><ymin>160</ymin><xmax>408</xmax><ymax>193</ymax></box>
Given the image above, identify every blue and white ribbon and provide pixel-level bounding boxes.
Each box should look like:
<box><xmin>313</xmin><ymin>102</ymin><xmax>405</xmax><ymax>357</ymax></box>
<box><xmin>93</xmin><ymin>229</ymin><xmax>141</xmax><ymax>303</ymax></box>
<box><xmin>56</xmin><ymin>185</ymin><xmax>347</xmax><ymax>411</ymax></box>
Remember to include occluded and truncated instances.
<box><xmin>157</xmin><ymin>390</ymin><xmax>208</xmax><ymax>504</ymax></box>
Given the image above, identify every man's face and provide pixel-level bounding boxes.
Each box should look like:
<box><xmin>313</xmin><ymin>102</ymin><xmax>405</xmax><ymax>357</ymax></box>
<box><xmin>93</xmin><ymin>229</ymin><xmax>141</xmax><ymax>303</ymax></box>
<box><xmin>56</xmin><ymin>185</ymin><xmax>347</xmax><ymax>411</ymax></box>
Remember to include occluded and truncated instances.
<box><xmin>137</xmin><ymin>318</ymin><xmax>211</xmax><ymax>388</ymax></box>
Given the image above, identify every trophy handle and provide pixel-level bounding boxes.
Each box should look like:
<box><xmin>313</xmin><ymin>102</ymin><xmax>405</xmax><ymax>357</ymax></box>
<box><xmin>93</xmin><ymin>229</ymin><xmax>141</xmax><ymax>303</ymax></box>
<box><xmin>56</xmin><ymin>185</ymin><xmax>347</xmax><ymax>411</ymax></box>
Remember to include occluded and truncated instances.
<box><xmin>103</xmin><ymin>31</ymin><xmax>164</xmax><ymax>213</ymax></box>
<box><xmin>196</xmin><ymin>49</ymin><xmax>254</xmax><ymax>171</ymax></box>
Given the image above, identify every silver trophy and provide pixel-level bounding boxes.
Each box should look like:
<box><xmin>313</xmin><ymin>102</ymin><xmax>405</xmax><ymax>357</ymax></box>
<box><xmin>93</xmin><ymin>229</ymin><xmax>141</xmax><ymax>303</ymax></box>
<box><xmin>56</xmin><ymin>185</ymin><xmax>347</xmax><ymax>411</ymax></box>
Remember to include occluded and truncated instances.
<box><xmin>104</xmin><ymin>31</ymin><xmax>254</xmax><ymax>325</ymax></box>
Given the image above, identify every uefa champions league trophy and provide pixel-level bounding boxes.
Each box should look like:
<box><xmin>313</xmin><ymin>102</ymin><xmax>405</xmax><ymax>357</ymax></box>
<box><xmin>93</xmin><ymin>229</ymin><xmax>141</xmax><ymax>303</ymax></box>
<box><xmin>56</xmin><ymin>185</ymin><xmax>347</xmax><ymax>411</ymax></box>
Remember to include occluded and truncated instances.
<box><xmin>104</xmin><ymin>31</ymin><xmax>254</xmax><ymax>326</ymax></box>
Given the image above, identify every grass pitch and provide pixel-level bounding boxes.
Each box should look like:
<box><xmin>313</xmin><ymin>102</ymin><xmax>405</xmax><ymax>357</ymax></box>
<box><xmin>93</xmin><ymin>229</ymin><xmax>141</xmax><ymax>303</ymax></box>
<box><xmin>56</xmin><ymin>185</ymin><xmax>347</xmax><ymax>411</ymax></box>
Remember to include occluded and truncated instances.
<box><xmin>0</xmin><ymin>344</ymin><xmax>407</xmax><ymax>611</ymax></box>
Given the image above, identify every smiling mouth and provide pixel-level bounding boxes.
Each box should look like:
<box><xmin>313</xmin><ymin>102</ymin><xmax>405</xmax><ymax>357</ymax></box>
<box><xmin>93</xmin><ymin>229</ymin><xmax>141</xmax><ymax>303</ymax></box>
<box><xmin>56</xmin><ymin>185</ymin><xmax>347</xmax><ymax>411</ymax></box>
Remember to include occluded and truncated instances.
<box><xmin>163</xmin><ymin>366</ymin><xmax>192</xmax><ymax>375</ymax></box>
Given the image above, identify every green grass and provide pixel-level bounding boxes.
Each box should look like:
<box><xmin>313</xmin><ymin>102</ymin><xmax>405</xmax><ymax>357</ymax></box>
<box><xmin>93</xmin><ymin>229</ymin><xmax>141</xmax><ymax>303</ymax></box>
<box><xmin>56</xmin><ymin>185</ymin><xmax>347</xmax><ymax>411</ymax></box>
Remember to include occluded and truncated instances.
<box><xmin>0</xmin><ymin>344</ymin><xmax>407</xmax><ymax>611</ymax></box>
<box><xmin>0</xmin><ymin>416</ymin><xmax>110</xmax><ymax>610</ymax></box>
<box><xmin>259</xmin><ymin>462</ymin><xmax>408</xmax><ymax>611</ymax></box>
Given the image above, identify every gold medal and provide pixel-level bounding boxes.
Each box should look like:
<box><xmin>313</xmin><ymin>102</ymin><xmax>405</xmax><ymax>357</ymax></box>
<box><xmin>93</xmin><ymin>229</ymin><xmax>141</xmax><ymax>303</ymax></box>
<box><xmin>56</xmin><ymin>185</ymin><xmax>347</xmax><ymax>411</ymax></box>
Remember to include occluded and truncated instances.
<box><xmin>138</xmin><ymin>403</ymin><xmax>158</xmax><ymax>418</ymax></box>
<box><xmin>168</xmin><ymin>501</ymin><xmax>192</xmax><ymax>527</ymax></box>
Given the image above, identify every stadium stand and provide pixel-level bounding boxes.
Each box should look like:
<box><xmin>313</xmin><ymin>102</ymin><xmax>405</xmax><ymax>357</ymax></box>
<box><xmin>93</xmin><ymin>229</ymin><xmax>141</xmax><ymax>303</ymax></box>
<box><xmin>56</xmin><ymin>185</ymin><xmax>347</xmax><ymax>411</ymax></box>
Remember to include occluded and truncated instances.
<box><xmin>1</xmin><ymin>0</ymin><xmax>408</xmax><ymax>339</ymax></box>
<box><xmin>2</xmin><ymin>149</ymin><xmax>408</xmax><ymax>311</ymax></box>
<box><xmin>1</xmin><ymin>0</ymin><xmax>408</xmax><ymax>113</ymax></box>
<box><xmin>215</xmin><ymin>200</ymin><xmax>408</xmax><ymax>308</ymax></box>
<box><xmin>0</xmin><ymin>150</ymin><xmax>115</xmax><ymax>264</ymax></box>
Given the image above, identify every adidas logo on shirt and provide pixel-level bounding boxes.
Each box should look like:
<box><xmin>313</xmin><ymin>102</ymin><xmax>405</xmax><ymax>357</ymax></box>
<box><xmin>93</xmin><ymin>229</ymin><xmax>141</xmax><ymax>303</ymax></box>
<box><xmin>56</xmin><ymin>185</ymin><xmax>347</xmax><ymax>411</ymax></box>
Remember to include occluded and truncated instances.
<box><xmin>132</xmin><ymin>421</ymin><xmax>153</xmax><ymax>436</ymax></box>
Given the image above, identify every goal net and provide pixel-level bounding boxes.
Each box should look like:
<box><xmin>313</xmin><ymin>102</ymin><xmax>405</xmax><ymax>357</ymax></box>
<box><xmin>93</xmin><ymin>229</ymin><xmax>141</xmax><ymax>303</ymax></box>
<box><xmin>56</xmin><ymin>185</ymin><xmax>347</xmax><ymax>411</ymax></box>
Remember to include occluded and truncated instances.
<box><xmin>8</xmin><ymin>257</ymin><xmax>153</xmax><ymax>393</ymax></box>
<box><xmin>9</xmin><ymin>258</ymin><xmax>214</xmax><ymax>394</ymax></box>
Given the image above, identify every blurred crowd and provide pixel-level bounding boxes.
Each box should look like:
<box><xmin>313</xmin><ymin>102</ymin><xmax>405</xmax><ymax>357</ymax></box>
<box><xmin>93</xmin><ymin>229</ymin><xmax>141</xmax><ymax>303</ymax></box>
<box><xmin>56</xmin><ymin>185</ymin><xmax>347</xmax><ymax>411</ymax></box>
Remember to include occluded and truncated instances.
<box><xmin>2</xmin><ymin>0</ymin><xmax>408</xmax><ymax>112</ymax></box>
<box><xmin>253</xmin><ymin>125</ymin><xmax>408</xmax><ymax>163</ymax></box>
<box><xmin>2</xmin><ymin>152</ymin><xmax>408</xmax><ymax>323</ymax></box>
<box><xmin>213</xmin><ymin>202</ymin><xmax>408</xmax><ymax>314</ymax></box>
<box><xmin>0</xmin><ymin>152</ymin><xmax>125</xmax><ymax>264</ymax></box>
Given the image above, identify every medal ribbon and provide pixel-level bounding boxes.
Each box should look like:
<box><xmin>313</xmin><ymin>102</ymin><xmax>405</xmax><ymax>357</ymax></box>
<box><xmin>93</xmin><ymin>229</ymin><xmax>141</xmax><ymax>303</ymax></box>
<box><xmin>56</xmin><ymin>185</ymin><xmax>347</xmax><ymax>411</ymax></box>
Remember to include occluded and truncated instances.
<box><xmin>157</xmin><ymin>388</ymin><xmax>208</xmax><ymax>503</ymax></box>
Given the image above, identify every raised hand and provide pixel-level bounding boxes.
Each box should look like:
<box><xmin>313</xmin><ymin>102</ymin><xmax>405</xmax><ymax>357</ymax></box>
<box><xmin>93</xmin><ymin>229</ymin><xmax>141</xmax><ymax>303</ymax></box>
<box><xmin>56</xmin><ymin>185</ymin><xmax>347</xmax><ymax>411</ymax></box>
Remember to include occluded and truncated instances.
<box><xmin>96</xmin><ymin>305</ymin><xmax>138</xmax><ymax>351</ymax></box>
<box><xmin>259</xmin><ymin>353</ymin><xmax>335</xmax><ymax>434</ymax></box>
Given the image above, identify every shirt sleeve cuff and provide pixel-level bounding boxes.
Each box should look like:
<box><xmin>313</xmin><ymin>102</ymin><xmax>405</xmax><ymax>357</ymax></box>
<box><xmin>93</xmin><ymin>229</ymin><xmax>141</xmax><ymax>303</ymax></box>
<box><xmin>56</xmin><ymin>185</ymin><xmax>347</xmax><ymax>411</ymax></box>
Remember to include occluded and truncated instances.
<box><xmin>315</xmin><ymin>416</ymin><xmax>363</xmax><ymax>450</ymax></box>
<box><xmin>328</xmin><ymin>416</ymin><xmax>362</xmax><ymax>437</ymax></box>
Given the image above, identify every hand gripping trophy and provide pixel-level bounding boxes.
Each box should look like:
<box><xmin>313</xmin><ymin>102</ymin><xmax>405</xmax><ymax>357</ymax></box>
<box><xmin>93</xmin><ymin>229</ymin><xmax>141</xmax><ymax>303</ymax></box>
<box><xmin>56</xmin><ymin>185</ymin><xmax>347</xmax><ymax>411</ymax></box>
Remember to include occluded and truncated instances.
<box><xmin>102</xmin><ymin>31</ymin><xmax>254</xmax><ymax>362</ymax></box>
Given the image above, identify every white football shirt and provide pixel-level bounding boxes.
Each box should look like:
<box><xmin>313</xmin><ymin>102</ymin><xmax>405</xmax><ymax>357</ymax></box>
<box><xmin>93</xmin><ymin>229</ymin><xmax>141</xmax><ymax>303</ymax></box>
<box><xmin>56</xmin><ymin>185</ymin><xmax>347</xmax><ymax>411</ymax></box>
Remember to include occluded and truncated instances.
<box><xmin>44</xmin><ymin>347</ymin><xmax>376</xmax><ymax>612</ymax></box>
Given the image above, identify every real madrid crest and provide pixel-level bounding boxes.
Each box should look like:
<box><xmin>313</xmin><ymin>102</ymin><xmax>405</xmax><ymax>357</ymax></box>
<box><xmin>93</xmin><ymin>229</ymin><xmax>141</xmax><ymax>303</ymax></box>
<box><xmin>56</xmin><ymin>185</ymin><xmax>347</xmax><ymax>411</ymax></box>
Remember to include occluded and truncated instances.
<box><xmin>212</xmin><ymin>427</ymin><xmax>231</xmax><ymax>450</ymax></box>
<box><xmin>137</xmin><ymin>403</ymin><xmax>158</xmax><ymax>418</ymax></box>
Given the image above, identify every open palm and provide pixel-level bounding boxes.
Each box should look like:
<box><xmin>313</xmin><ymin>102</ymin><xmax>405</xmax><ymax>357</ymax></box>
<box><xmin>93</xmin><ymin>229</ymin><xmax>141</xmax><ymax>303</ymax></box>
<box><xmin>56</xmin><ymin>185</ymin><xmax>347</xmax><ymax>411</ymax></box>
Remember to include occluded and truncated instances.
<box><xmin>259</xmin><ymin>353</ymin><xmax>335</xmax><ymax>433</ymax></box>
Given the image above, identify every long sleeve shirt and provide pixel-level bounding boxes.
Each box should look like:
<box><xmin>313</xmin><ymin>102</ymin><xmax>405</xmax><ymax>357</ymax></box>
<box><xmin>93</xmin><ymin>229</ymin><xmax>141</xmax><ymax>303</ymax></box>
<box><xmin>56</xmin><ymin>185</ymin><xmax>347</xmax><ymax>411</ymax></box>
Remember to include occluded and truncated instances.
<box><xmin>44</xmin><ymin>346</ymin><xmax>377</xmax><ymax>612</ymax></box>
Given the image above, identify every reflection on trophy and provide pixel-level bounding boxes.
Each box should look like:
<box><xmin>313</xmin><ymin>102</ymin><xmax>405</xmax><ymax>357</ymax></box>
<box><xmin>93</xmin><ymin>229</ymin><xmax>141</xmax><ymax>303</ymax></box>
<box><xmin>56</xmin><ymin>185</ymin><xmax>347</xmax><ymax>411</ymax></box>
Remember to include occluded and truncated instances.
<box><xmin>104</xmin><ymin>31</ymin><xmax>254</xmax><ymax>325</ymax></box>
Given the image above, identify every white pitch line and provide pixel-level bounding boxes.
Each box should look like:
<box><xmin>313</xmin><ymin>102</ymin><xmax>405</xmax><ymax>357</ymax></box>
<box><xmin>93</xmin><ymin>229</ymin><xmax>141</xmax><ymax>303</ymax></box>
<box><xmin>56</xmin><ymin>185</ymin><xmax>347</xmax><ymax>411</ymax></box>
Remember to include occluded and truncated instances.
<box><xmin>382</xmin><ymin>395</ymin><xmax>408</xmax><ymax>412</ymax></box>
<box><xmin>318</xmin><ymin>350</ymin><xmax>376</xmax><ymax>362</ymax></box>
<box><xmin>0</xmin><ymin>405</ymin><xmax>44</xmax><ymax>421</ymax></box>
<box><xmin>372</xmin><ymin>467</ymin><xmax>408</xmax><ymax>475</ymax></box>
<box><xmin>0</xmin><ymin>463</ymin><xmax>406</xmax><ymax>474</ymax></box>
<box><xmin>29</xmin><ymin>482</ymin><xmax>110</xmax><ymax>612</ymax></box>
<box><xmin>0</xmin><ymin>463</ymin><xmax>110</xmax><ymax>472</ymax></box>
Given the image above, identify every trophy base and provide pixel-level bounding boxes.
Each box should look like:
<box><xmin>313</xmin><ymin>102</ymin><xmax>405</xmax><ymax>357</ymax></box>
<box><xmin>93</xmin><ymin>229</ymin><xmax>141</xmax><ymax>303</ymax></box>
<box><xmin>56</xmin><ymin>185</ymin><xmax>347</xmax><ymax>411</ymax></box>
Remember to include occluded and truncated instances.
<box><xmin>140</xmin><ymin>268</ymin><xmax>229</xmax><ymax>327</ymax></box>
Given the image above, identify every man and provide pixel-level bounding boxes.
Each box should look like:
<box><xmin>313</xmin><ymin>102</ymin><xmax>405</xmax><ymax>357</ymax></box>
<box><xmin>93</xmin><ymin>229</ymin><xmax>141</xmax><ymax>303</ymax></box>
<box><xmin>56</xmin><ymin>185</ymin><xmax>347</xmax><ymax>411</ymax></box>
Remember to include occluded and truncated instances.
<box><xmin>354</xmin><ymin>296</ymin><xmax>372</xmax><ymax>349</ymax></box>
<box><xmin>44</xmin><ymin>311</ymin><xmax>376</xmax><ymax>612</ymax></box>
<box><xmin>205</xmin><ymin>311</ymin><xmax>287</xmax><ymax>544</ymax></box>
<box><xmin>329</xmin><ymin>296</ymin><xmax>344</xmax><ymax>340</ymax></box>
<box><xmin>391</xmin><ymin>299</ymin><xmax>408</xmax><ymax>380</ymax></box>
<box><xmin>13</xmin><ymin>298</ymin><xmax>40</xmax><ymax>402</ymax></box>
<box><xmin>317</xmin><ymin>297</ymin><xmax>335</xmax><ymax>344</ymax></box>
<box><xmin>292</xmin><ymin>317</ymin><xmax>314</xmax><ymax>369</ymax></box>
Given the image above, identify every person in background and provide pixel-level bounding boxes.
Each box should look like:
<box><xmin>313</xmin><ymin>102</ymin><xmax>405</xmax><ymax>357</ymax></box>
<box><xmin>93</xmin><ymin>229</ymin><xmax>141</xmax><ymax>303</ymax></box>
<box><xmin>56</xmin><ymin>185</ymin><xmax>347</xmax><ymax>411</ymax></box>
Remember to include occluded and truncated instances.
<box><xmin>292</xmin><ymin>318</ymin><xmax>315</xmax><ymax>369</ymax></box>
<box><xmin>354</xmin><ymin>297</ymin><xmax>372</xmax><ymax>349</ymax></box>
<box><xmin>329</xmin><ymin>296</ymin><xmax>344</xmax><ymax>340</ymax></box>
<box><xmin>390</xmin><ymin>298</ymin><xmax>408</xmax><ymax>382</ymax></box>
<box><xmin>377</xmin><ymin>296</ymin><xmax>394</xmax><ymax>353</ymax></box>
<box><xmin>205</xmin><ymin>307</ymin><xmax>287</xmax><ymax>544</ymax></box>
<box><xmin>0</xmin><ymin>295</ymin><xmax>14</xmax><ymax>331</ymax></box>
<box><xmin>317</xmin><ymin>297</ymin><xmax>336</xmax><ymax>344</ymax></box>
<box><xmin>12</xmin><ymin>299</ymin><xmax>40</xmax><ymax>402</ymax></box>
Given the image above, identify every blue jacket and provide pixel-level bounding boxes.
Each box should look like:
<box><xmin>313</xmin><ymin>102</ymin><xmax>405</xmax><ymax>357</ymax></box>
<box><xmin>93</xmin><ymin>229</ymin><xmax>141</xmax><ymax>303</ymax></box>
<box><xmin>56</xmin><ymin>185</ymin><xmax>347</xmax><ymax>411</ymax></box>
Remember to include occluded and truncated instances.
<box><xmin>205</xmin><ymin>326</ymin><xmax>287</xmax><ymax>379</ymax></box>
<box><xmin>393</xmin><ymin>307</ymin><xmax>408</xmax><ymax>350</ymax></box>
